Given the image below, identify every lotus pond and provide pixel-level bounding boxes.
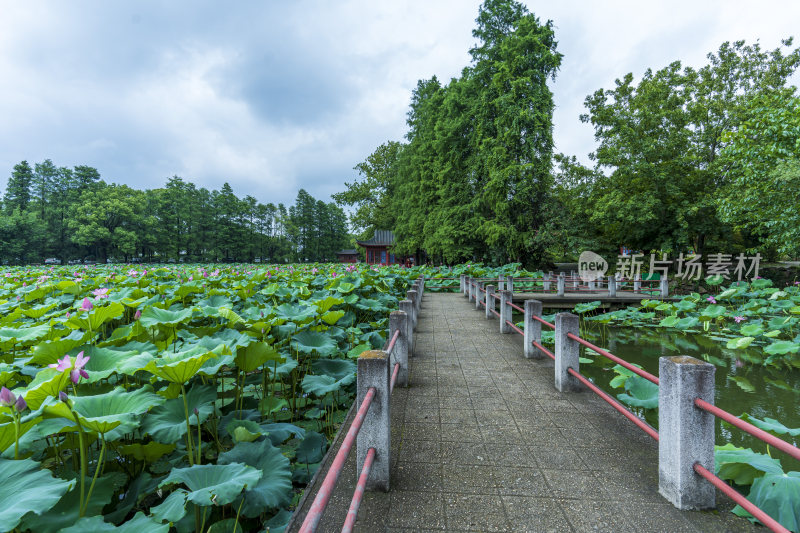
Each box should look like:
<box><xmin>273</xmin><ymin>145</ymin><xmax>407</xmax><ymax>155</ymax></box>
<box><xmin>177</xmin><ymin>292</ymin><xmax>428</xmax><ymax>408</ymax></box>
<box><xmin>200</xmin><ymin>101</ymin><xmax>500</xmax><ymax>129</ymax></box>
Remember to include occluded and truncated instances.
<box><xmin>0</xmin><ymin>263</ymin><xmax>417</xmax><ymax>532</ymax></box>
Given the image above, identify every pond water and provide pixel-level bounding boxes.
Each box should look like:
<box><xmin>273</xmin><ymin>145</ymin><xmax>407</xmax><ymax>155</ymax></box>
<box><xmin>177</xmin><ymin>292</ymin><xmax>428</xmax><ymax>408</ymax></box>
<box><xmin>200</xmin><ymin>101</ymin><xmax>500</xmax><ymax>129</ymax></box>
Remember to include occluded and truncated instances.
<box><xmin>570</xmin><ymin>322</ymin><xmax>800</xmax><ymax>471</ymax></box>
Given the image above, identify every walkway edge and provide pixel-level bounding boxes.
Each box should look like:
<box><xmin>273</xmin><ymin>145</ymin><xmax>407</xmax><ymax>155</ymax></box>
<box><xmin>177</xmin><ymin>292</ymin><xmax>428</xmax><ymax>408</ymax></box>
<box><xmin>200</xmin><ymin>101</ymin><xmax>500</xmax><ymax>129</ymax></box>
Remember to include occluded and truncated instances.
<box><xmin>285</xmin><ymin>401</ymin><xmax>357</xmax><ymax>533</ymax></box>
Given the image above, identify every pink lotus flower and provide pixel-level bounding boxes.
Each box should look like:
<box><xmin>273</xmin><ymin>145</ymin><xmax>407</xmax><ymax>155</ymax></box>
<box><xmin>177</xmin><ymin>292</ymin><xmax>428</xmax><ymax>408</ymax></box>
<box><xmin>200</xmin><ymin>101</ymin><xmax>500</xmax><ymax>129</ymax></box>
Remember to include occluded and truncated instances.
<box><xmin>49</xmin><ymin>355</ymin><xmax>72</xmax><ymax>372</ymax></box>
<box><xmin>93</xmin><ymin>288</ymin><xmax>109</xmax><ymax>299</ymax></box>
<box><xmin>81</xmin><ymin>298</ymin><xmax>93</xmax><ymax>311</ymax></box>
<box><xmin>59</xmin><ymin>391</ymin><xmax>69</xmax><ymax>402</ymax></box>
<box><xmin>14</xmin><ymin>396</ymin><xmax>26</xmax><ymax>412</ymax></box>
<box><xmin>70</xmin><ymin>351</ymin><xmax>90</xmax><ymax>384</ymax></box>
<box><xmin>734</xmin><ymin>316</ymin><xmax>746</xmax><ymax>323</ymax></box>
<box><xmin>134</xmin><ymin>309</ymin><xmax>141</xmax><ymax>320</ymax></box>
<box><xmin>0</xmin><ymin>387</ymin><xmax>15</xmax><ymax>407</ymax></box>
<box><xmin>706</xmin><ymin>296</ymin><xmax>717</xmax><ymax>304</ymax></box>
<box><xmin>65</xmin><ymin>311</ymin><xmax>71</xmax><ymax>319</ymax></box>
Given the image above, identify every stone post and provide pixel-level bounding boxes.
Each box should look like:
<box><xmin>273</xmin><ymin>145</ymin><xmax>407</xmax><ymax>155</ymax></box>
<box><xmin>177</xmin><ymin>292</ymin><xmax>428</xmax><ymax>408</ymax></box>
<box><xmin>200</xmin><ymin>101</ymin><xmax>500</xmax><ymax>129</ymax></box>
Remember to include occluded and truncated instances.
<box><xmin>506</xmin><ymin>275</ymin><xmax>514</xmax><ymax>293</ymax></box>
<box><xmin>485</xmin><ymin>285</ymin><xmax>495</xmax><ymax>320</ymax></box>
<box><xmin>407</xmin><ymin>290</ymin><xmax>418</xmax><ymax>329</ymax></box>
<box><xmin>588</xmin><ymin>279</ymin><xmax>596</xmax><ymax>291</ymax></box>
<box><xmin>557</xmin><ymin>274</ymin><xmax>565</xmax><ymax>296</ymax></box>
<box><xmin>499</xmin><ymin>290</ymin><xmax>512</xmax><ymax>333</ymax></box>
<box><xmin>608</xmin><ymin>276</ymin><xmax>616</xmax><ymax>297</ymax></box>
<box><xmin>418</xmin><ymin>275</ymin><xmax>425</xmax><ymax>298</ymax></box>
<box><xmin>399</xmin><ymin>300</ymin><xmax>414</xmax><ymax>356</ymax></box>
<box><xmin>543</xmin><ymin>272</ymin><xmax>552</xmax><ymax>292</ymax></box>
<box><xmin>460</xmin><ymin>274</ymin><xmax>465</xmax><ymax>294</ymax></box>
<box><xmin>475</xmin><ymin>281</ymin><xmax>483</xmax><ymax>310</ymax></box>
<box><xmin>524</xmin><ymin>299</ymin><xmax>544</xmax><ymax>359</ymax></box>
<box><xmin>498</xmin><ymin>274</ymin><xmax>504</xmax><ymax>291</ymax></box>
<box><xmin>554</xmin><ymin>313</ymin><xmax>581</xmax><ymax>392</ymax></box>
<box><xmin>571</xmin><ymin>271</ymin><xmax>579</xmax><ymax>290</ymax></box>
<box><xmin>357</xmin><ymin>350</ymin><xmax>390</xmax><ymax>491</ymax></box>
<box><xmin>389</xmin><ymin>311</ymin><xmax>408</xmax><ymax>388</ymax></box>
<box><xmin>634</xmin><ymin>274</ymin><xmax>641</xmax><ymax>293</ymax></box>
<box><xmin>660</xmin><ymin>277</ymin><xmax>669</xmax><ymax>298</ymax></box>
<box><xmin>658</xmin><ymin>356</ymin><xmax>716</xmax><ymax>510</ymax></box>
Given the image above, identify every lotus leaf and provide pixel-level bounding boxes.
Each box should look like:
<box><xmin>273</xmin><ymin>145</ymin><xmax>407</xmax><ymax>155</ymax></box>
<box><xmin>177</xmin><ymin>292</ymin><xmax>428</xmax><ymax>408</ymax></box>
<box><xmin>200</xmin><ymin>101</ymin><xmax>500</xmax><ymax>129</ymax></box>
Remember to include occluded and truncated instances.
<box><xmin>159</xmin><ymin>463</ymin><xmax>262</xmax><ymax>506</ymax></box>
<box><xmin>59</xmin><ymin>512</ymin><xmax>169</xmax><ymax>533</ymax></box>
<box><xmin>150</xmin><ymin>489</ymin><xmax>188</xmax><ymax>524</ymax></box>
<box><xmin>139</xmin><ymin>307</ymin><xmax>194</xmax><ymax>328</ymax></box>
<box><xmin>143</xmin><ymin>384</ymin><xmax>216</xmax><ymax>442</ymax></box>
<box><xmin>45</xmin><ymin>386</ymin><xmax>165</xmax><ymax>438</ymax></box>
<box><xmin>733</xmin><ymin>471</ymin><xmax>800</xmax><ymax>531</ymax></box>
<box><xmin>66</xmin><ymin>302</ymin><xmax>124</xmax><ymax>331</ymax></box>
<box><xmin>296</xmin><ymin>431</ymin><xmax>327</xmax><ymax>463</ymax></box>
<box><xmin>740</xmin><ymin>414</ymin><xmax>800</xmax><ymax>437</ymax></box>
<box><xmin>218</xmin><ymin>439</ymin><xmax>293</xmax><ymax>516</ymax></box>
<box><xmin>143</xmin><ymin>344</ymin><xmax>223</xmax><ymax>383</ymax></box>
<box><xmin>292</xmin><ymin>330</ymin><xmax>338</xmax><ymax>356</ymax></box>
<box><xmin>764</xmin><ymin>340</ymin><xmax>800</xmax><ymax>355</ymax></box>
<box><xmin>617</xmin><ymin>375</ymin><xmax>659</xmax><ymax>409</ymax></box>
<box><xmin>235</xmin><ymin>342</ymin><xmax>282</xmax><ymax>372</ymax></box>
<box><xmin>0</xmin><ymin>458</ymin><xmax>73</xmax><ymax>532</ymax></box>
<box><xmin>715</xmin><ymin>443</ymin><xmax>784</xmax><ymax>485</ymax></box>
<box><xmin>119</xmin><ymin>442</ymin><xmax>177</xmax><ymax>462</ymax></box>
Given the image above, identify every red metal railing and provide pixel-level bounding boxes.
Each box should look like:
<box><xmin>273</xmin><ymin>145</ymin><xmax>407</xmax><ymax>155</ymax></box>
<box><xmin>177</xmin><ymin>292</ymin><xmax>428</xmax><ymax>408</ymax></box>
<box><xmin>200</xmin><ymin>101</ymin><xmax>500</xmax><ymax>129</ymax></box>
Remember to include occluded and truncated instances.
<box><xmin>385</xmin><ymin>329</ymin><xmax>400</xmax><ymax>355</ymax></box>
<box><xmin>567</xmin><ymin>333</ymin><xmax>660</xmax><ymax>385</ymax></box>
<box><xmin>300</xmin><ymin>388</ymin><xmax>376</xmax><ymax>533</ymax></box>
<box><xmin>489</xmin><ymin>296</ymin><xmax>797</xmax><ymax>532</ymax></box>
<box><xmin>341</xmin><ymin>447</ymin><xmax>376</xmax><ymax>533</ymax></box>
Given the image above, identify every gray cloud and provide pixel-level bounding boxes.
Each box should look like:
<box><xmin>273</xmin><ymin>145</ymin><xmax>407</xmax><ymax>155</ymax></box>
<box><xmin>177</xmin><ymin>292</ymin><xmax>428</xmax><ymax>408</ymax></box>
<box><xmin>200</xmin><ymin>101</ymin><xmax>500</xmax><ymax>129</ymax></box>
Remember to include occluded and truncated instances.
<box><xmin>0</xmin><ymin>0</ymin><xmax>797</xmax><ymax>207</ymax></box>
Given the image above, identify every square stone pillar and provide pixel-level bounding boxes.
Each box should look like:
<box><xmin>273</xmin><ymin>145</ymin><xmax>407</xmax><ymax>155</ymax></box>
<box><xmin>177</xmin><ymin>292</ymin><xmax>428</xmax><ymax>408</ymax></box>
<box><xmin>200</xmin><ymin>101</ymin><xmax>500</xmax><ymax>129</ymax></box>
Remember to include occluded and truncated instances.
<box><xmin>485</xmin><ymin>285</ymin><xmax>495</xmax><ymax>319</ymax></box>
<box><xmin>557</xmin><ymin>274</ymin><xmax>565</xmax><ymax>297</ymax></box>
<box><xmin>524</xmin><ymin>299</ymin><xmax>544</xmax><ymax>359</ymax></box>
<box><xmin>475</xmin><ymin>281</ymin><xmax>483</xmax><ymax>310</ymax></box>
<box><xmin>499</xmin><ymin>290</ymin><xmax>512</xmax><ymax>333</ymax></box>
<box><xmin>658</xmin><ymin>356</ymin><xmax>716</xmax><ymax>510</ymax></box>
<box><xmin>357</xmin><ymin>350</ymin><xmax>391</xmax><ymax>491</ymax></box>
<box><xmin>608</xmin><ymin>276</ymin><xmax>616</xmax><ymax>297</ymax></box>
<box><xmin>399</xmin><ymin>300</ymin><xmax>414</xmax><ymax>356</ymax></box>
<box><xmin>389</xmin><ymin>311</ymin><xmax>408</xmax><ymax>388</ymax></box>
<box><xmin>554</xmin><ymin>313</ymin><xmax>581</xmax><ymax>392</ymax></box>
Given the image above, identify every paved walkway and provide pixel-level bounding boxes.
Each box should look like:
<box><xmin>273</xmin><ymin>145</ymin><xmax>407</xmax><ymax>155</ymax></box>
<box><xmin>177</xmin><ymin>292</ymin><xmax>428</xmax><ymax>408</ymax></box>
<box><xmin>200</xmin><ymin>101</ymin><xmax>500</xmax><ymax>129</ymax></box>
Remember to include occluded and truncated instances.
<box><xmin>293</xmin><ymin>292</ymin><xmax>757</xmax><ymax>532</ymax></box>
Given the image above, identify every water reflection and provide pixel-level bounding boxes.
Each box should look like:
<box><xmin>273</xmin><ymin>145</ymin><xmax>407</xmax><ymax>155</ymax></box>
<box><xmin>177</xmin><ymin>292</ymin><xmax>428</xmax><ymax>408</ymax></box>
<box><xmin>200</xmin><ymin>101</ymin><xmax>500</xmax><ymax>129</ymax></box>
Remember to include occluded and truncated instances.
<box><xmin>578</xmin><ymin>324</ymin><xmax>800</xmax><ymax>470</ymax></box>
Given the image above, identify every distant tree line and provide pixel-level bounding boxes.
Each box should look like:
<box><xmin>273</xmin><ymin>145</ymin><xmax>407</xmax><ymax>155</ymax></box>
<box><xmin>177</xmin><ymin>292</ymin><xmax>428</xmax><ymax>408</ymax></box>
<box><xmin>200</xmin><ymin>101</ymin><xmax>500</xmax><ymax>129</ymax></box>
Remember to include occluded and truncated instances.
<box><xmin>336</xmin><ymin>0</ymin><xmax>800</xmax><ymax>267</ymax></box>
<box><xmin>1</xmin><ymin>164</ymin><xmax>349</xmax><ymax>264</ymax></box>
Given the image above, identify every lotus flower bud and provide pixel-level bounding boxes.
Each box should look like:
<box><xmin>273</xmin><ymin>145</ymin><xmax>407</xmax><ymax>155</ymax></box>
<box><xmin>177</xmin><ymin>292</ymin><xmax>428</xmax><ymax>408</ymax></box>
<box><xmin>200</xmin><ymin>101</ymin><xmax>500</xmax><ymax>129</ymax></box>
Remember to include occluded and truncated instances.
<box><xmin>59</xmin><ymin>391</ymin><xmax>69</xmax><ymax>403</ymax></box>
<box><xmin>0</xmin><ymin>387</ymin><xmax>15</xmax><ymax>407</ymax></box>
<box><xmin>14</xmin><ymin>395</ymin><xmax>26</xmax><ymax>412</ymax></box>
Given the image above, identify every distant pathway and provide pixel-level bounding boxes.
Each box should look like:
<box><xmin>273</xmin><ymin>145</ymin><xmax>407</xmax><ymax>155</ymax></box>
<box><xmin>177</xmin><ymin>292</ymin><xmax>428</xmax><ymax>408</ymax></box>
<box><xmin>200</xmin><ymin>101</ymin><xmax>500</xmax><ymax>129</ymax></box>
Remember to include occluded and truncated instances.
<box><xmin>293</xmin><ymin>293</ymin><xmax>757</xmax><ymax>532</ymax></box>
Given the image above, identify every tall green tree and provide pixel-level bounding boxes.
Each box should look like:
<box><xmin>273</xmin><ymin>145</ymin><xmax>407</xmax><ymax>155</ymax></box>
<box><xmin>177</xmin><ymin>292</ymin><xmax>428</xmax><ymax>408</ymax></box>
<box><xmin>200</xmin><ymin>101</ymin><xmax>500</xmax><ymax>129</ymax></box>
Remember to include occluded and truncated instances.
<box><xmin>5</xmin><ymin>161</ymin><xmax>34</xmax><ymax>213</ymax></box>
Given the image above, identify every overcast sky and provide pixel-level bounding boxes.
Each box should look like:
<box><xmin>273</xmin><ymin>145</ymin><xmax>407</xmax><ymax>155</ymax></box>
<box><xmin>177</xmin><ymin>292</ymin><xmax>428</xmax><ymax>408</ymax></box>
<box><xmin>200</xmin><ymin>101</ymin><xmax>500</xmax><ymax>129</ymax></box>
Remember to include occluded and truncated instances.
<box><xmin>1</xmin><ymin>1</ymin><xmax>798</xmax><ymax>206</ymax></box>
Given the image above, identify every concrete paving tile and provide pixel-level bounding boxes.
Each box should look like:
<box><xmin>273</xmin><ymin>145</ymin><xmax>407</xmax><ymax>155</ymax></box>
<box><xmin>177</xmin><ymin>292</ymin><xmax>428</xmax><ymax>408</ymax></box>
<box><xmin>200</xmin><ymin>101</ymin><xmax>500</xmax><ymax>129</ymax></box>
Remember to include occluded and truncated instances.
<box><xmin>479</xmin><ymin>423</ymin><xmax>522</xmax><ymax>443</ymax></box>
<box><xmin>398</xmin><ymin>440</ymin><xmax>442</xmax><ymax>464</ymax></box>
<box><xmin>531</xmin><ymin>448</ymin><xmax>589</xmax><ymax>471</ymax></box>
<box><xmin>441</xmin><ymin>441</ymin><xmax>488</xmax><ymax>465</ymax></box>
<box><xmin>500</xmin><ymin>495</ymin><xmax>573</xmax><ymax>532</ymax></box>
<box><xmin>393</xmin><ymin>462</ymin><xmax>443</xmax><ymax>492</ymax></box>
<box><xmin>541</xmin><ymin>469</ymin><xmax>612</xmax><ymax>500</ymax></box>
<box><xmin>386</xmin><ymin>492</ymin><xmax>447</xmax><ymax>529</ymax></box>
<box><xmin>481</xmin><ymin>444</ymin><xmax>539</xmax><ymax>467</ymax></box>
<box><xmin>559</xmin><ymin>498</ymin><xmax>638</xmax><ymax>532</ymax></box>
<box><xmin>402</xmin><ymin>423</ymin><xmax>441</xmax><ymax>442</ymax></box>
<box><xmin>443</xmin><ymin>493</ymin><xmax>512</xmax><ymax>532</ymax></box>
<box><xmin>442</xmin><ymin>463</ymin><xmax>501</xmax><ymax>494</ymax></box>
<box><xmin>439</xmin><ymin>408</ymin><xmax>478</xmax><ymax>426</ymax></box>
<box><xmin>440</xmin><ymin>424</ymin><xmax>483</xmax><ymax>443</ymax></box>
<box><xmin>494</xmin><ymin>466</ymin><xmax>550</xmax><ymax>497</ymax></box>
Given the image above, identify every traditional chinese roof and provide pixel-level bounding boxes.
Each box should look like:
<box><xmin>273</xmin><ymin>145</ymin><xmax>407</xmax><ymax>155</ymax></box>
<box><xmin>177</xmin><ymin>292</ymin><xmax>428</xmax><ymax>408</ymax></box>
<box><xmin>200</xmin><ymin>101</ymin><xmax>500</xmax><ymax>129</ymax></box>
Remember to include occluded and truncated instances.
<box><xmin>356</xmin><ymin>230</ymin><xmax>395</xmax><ymax>247</ymax></box>
<box><xmin>336</xmin><ymin>249</ymin><xmax>358</xmax><ymax>255</ymax></box>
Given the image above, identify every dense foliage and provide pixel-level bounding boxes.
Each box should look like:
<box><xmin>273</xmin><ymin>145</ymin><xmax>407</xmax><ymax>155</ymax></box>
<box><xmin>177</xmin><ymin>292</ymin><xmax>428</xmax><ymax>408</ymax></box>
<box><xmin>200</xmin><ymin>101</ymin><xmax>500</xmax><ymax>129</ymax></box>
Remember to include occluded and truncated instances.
<box><xmin>335</xmin><ymin>0</ymin><xmax>563</xmax><ymax>265</ymax></box>
<box><xmin>1</xmin><ymin>167</ymin><xmax>349</xmax><ymax>264</ymax></box>
<box><xmin>0</xmin><ymin>263</ymin><xmax>414</xmax><ymax>532</ymax></box>
<box><xmin>337</xmin><ymin>3</ymin><xmax>800</xmax><ymax>264</ymax></box>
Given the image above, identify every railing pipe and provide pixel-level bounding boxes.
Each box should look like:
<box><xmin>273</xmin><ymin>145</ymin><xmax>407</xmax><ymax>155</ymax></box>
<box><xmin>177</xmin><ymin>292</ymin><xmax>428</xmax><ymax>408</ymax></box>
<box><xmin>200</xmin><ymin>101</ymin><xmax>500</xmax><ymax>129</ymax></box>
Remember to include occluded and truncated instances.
<box><xmin>567</xmin><ymin>333</ymin><xmax>659</xmax><ymax>385</ymax></box>
<box><xmin>341</xmin><ymin>447</ymin><xmax>376</xmax><ymax>533</ymax></box>
<box><xmin>299</xmin><ymin>387</ymin><xmax>376</xmax><ymax>533</ymax></box>
<box><xmin>694</xmin><ymin>399</ymin><xmax>800</xmax><ymax>461</ymax></box>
